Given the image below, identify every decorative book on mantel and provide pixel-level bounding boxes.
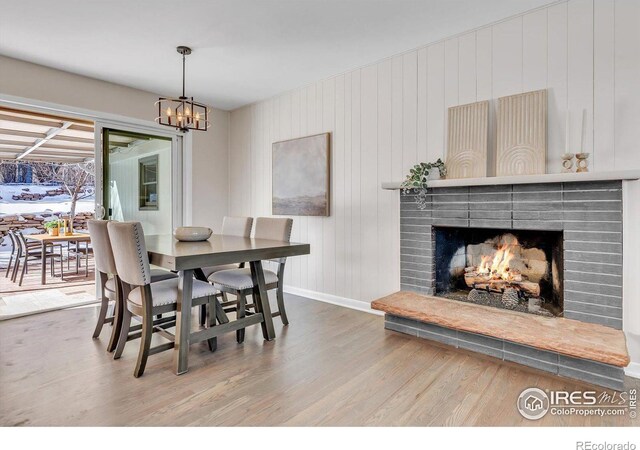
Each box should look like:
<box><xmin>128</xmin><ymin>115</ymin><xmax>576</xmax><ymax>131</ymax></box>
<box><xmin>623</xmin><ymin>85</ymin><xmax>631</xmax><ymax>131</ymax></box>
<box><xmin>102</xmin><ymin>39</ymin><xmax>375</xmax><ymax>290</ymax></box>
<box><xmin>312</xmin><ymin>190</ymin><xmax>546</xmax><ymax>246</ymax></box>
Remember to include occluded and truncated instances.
<box><xmin>446</xmin><ymin>100</ymin><xmax>489</xmax><ymax>179</ymax></box>
<box><xmin>496</xmin><ymin>89</ymin><xmax>547</xmax><ymax>176</ymax></box>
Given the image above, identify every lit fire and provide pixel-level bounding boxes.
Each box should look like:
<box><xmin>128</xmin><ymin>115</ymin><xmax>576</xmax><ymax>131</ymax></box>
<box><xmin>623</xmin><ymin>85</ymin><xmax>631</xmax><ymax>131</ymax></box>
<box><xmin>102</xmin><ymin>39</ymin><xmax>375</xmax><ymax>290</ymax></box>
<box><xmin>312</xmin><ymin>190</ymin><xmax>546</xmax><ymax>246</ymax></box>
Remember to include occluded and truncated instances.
<box><xmin>477</xmin><ymin>243</ymin><xmax>517</xmax><ymax>281</ymax></box>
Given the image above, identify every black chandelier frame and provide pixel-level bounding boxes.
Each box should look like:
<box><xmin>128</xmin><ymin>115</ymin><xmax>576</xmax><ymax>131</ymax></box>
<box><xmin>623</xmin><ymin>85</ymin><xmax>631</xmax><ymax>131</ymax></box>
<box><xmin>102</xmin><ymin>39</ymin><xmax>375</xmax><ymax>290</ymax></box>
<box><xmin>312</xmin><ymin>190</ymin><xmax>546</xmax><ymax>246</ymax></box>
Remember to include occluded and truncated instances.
<box><xmin>155</xmin><ymin>46</ymin><xmax>209</xmax><ymax>132</ymax></box>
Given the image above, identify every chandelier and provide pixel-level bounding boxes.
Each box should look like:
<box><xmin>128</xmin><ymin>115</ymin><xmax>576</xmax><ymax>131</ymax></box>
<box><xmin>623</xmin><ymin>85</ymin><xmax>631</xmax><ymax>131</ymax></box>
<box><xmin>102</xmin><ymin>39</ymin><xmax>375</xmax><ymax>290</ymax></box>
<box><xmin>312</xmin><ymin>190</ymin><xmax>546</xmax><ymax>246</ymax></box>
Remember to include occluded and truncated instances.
<box><xmin>155</xmin><ymin>46</ymin><xmax>209</xmax><ymax>132</ymax></box>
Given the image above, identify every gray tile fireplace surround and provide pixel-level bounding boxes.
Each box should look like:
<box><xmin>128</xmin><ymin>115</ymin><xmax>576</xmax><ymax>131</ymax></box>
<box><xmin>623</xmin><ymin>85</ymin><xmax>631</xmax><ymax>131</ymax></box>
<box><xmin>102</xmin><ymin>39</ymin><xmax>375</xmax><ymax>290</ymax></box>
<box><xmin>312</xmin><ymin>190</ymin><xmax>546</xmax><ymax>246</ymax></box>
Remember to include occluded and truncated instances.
<box><xmin>395</xmin><ymin>180</ymin><xmax>625</xmax><ymax>389</ymax></box>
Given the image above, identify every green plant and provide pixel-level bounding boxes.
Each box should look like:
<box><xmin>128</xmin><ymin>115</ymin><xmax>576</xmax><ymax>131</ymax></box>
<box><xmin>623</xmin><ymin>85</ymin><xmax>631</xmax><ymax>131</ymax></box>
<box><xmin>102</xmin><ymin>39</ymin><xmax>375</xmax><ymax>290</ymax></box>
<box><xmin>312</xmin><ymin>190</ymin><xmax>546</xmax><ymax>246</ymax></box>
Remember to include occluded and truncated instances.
<box><xmin>401</xmin><ymin>159</ymin><xmax>447</xmax><ymax>210</ymax></box>
<box><xmin>401</xmin><ymin>159</ymin><xmax>446</xmax><ymax>190</ymax></box>
<box><xmin>44</xmin><ymin>220</ymin><xmax>59</xmax><ymax>230</ymax></box>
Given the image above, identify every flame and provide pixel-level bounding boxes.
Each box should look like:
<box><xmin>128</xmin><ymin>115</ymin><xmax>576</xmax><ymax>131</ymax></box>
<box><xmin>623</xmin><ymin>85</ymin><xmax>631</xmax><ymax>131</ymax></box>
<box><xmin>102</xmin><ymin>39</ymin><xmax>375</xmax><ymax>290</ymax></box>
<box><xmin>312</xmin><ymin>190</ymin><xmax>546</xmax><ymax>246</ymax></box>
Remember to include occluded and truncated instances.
<box><xmin>477</xmin><ymin>243</ymin><xmax>516</xmax><ymax>281</ymax></box>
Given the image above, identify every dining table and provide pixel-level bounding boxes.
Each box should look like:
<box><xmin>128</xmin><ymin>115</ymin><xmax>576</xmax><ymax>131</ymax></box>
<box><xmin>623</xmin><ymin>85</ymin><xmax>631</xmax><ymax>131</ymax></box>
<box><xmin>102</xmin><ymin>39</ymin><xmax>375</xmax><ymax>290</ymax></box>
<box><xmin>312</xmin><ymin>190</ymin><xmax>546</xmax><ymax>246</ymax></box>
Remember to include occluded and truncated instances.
<box><xmin>144</xmin><ymin>233</ymin><xmax>310</xmax><ymax>375</ymax></box>
<box><xmin>24</xmin><ymin>232</ymin><xmax>91</xmax><ymax>285</ymax></box>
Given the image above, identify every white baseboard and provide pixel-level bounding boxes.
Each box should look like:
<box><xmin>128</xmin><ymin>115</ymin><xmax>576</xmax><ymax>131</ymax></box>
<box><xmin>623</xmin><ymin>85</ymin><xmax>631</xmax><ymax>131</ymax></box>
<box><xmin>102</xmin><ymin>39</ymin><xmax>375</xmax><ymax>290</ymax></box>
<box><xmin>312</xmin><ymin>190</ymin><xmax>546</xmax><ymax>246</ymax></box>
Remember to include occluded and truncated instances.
<box><xmin>283</xmin><ymin>286</ymin><xmax>384</xmax><ymax>316</ymax></box>
<box><xmin>625</xmin><ymin>362</ymin><xmax>640</xmax><ymax>380</ymax></box>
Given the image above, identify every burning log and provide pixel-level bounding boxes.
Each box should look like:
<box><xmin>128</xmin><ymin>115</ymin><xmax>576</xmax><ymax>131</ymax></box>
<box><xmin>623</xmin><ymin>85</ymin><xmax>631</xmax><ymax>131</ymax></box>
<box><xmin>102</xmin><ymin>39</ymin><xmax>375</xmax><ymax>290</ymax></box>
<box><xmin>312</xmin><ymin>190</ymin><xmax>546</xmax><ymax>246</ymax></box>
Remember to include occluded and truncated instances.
<box><xmin>464</xmin><ymin>270</ymin><xmax>541</xmax><ymax>297</ymax></box>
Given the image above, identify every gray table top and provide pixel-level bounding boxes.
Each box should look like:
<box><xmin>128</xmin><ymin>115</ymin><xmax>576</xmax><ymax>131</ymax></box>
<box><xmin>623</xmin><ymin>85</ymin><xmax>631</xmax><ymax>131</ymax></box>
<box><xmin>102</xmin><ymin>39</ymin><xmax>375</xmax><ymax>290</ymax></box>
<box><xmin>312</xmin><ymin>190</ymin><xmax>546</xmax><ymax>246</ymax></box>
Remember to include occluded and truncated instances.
<box><xmin>145</xmin><ymin>234</ymin><xmax>310</xmax><ymax>271</ymax></box>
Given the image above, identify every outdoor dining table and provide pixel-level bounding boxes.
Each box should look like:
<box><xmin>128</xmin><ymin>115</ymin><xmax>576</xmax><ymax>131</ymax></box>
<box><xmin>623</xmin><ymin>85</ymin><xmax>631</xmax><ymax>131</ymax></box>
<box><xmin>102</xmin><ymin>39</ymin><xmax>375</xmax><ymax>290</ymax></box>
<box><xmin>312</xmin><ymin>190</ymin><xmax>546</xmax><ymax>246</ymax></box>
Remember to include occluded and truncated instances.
<box><xmin>144</xmin><ymin>233</ymin><xmax>310</xmax><ymax>375</ymax></box>
<box><xmin>24</xmin><ymin>232</ymin><xmax>91</xmax><ymax>285</ymax></box>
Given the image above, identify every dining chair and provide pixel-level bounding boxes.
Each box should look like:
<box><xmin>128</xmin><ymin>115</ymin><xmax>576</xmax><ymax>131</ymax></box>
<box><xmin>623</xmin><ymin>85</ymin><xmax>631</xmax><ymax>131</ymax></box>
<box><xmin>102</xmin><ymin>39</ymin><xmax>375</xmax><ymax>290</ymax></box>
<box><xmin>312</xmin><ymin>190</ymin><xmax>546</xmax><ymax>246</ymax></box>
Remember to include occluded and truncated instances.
<box><xmin>14</xmin><ymin>231</ymin><xmax>64</xmax><ymax>286</ymax></box>
<box><xmin>4</xmin><ymin>231</ymin><xmax>18</xmax><ymax>280</ymax></box>
<box><xmin>67</xmin><ymin>240</ymin><xmax>92</xmax><ymax>276</ymax></box>
<box><xmin>87</xmin><ymin>219</ymin><xmax>178</xmax><ymax>351</ymax></box>
<box><xmin>198</xmin><ymin>216</ymin><xmax>253</xmax><ymax>325</ymax></box>
<box><xmin>107</xmin><ymin>221</ymin><xmax>219</xmax><ymax>377</ymax></box>
<box><xmin>209</xmin><ymin>217</ymin><xmax>293</xmax><ymax>343</ymax></box>
<box><xmin>6</xmin><ymin>230</ymin><xmax>49</xmax><ymax>282</ymax></box>
<box><xmin>200</xmin><ymin>216</ymin><xmax>254</xmax><ymax>278</ymax></box>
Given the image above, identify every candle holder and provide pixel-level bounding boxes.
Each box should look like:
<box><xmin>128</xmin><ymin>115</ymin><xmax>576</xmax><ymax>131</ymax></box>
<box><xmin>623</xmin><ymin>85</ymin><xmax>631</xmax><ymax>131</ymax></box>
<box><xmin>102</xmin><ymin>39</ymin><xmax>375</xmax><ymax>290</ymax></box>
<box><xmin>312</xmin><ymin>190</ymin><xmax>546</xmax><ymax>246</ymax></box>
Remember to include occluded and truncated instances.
<box><xmin>575</xmin><ymin>153</ymin><xmax>590</xmax><ymax>173</ymax></box>
<box><xmin>561</xmin><ymin>153</ymin><xmax>574</xmax><ymax>173</ymax></box>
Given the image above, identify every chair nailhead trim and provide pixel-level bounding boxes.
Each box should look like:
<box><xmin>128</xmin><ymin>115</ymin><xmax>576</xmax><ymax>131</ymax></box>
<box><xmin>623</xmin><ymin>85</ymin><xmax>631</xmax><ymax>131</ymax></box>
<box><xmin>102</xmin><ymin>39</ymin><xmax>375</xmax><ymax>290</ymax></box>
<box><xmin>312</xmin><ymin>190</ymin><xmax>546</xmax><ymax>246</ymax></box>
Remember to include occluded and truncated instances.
<box><xmin>133</xmin><ymin>223</ymin><xmax>150</xmax><ymax>285</ymax></box>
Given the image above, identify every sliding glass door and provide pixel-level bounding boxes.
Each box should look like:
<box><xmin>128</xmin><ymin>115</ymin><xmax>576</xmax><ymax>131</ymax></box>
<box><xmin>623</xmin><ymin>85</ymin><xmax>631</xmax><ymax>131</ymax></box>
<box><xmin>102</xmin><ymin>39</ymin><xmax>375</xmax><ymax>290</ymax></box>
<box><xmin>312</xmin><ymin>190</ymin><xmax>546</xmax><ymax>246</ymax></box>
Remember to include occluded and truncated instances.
<box><xmin>96</xmin><ymin>126</ymin><xmax>182</xmax><ymax>235</ymax></box>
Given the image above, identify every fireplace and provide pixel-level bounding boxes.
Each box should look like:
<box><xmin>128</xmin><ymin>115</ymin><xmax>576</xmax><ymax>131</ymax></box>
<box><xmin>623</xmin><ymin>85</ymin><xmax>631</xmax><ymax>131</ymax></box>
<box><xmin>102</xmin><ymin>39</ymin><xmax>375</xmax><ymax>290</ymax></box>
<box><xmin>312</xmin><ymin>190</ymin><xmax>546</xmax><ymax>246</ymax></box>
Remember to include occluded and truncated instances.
<box><xmin>382</xmin><ymin>178</ymin><xmax>630</xmax><ymax>390</ymax></box>
<box><xmin>434</xmin><ymin>227</ymin><xmax>563</xmax><ymax>317</ymax></box>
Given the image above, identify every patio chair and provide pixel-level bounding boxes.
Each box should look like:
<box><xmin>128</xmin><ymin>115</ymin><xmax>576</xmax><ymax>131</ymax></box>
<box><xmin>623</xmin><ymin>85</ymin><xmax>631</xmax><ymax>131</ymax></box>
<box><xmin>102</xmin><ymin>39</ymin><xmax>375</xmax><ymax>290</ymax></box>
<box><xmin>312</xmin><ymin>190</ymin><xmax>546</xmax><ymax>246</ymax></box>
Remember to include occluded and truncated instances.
<box><xmin>66</xmin><ymin>239</ymin><xmax>92</xmax><ymax>277</ymax></box>
<box><xmin>14</xmin><ymin>231</ymin><xmax>64</xmax><ymax>286</ymax></box>
<box><xmin>5</xmin><ymin>230</ymin><xmax>44</xmax><ymax>282</ymax></box>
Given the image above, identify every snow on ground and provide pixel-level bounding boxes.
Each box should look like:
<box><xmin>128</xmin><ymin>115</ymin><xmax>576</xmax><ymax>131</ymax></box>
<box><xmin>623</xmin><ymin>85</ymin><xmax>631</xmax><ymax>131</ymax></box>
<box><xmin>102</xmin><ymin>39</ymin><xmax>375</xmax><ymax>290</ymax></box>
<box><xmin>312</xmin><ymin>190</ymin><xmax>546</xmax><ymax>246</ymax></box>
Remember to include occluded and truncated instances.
<box><xmin>0</xmin><ymin>183</ymin><xmax>95</xmax><ymax>216</ymax></box>
<box><xmin>0</xmin><ymin>184</ymin><xmax>95</xmax><ymax>267</ymax></box>
<box><xmin>0</xmin><ymin>200</ymin><xmax>94</xmax><ymax>215</ymax></box>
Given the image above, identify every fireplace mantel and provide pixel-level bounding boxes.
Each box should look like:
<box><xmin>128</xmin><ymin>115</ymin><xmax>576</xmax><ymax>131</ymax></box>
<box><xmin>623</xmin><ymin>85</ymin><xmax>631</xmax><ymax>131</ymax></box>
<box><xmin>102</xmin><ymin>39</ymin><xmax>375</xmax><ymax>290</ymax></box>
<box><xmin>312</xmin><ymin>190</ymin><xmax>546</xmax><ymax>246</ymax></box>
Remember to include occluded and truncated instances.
<box><xmin>381</xmin><ymin>169</ymin><xmax>640</xmax><ymax>190</ymax></box>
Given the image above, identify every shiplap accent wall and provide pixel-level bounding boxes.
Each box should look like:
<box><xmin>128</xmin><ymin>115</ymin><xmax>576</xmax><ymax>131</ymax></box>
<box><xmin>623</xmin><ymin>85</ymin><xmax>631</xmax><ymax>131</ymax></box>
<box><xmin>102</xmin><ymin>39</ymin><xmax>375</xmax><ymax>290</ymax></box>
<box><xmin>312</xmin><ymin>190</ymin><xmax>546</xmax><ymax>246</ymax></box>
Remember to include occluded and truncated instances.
<box><xmin>109</xmin><ymin>139</ymin><xmax>172</xmax><ymax>235</ymax></box>
<box><xmin>229</xmin><ymin>0</ymin><xmax>640</xmax><ymax>306</ymax></box>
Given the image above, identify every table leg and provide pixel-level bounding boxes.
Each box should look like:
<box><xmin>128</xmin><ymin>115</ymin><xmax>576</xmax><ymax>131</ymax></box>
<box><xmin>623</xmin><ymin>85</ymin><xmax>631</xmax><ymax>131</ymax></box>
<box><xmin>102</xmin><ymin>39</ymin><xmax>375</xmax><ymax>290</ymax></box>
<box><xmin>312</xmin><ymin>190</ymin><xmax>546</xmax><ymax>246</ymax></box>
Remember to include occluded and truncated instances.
<box><xmin>249</xmin><ymin>260</ymin><xmax>275</xmax><ymax>341</ymax></box>
<box><xmin>41</xmin><ymin>241</ymin><xmax>46</xmax><ymax>285</ymax></box>
<box><xmin>174</xmin><ymin>269</ymin><xmax>193</xmax><ymax>375</ymax></box>
<box><xmin>194</xmin><ymin>267</ymin><xmax>218</xmax><ymax>349</ymax></box>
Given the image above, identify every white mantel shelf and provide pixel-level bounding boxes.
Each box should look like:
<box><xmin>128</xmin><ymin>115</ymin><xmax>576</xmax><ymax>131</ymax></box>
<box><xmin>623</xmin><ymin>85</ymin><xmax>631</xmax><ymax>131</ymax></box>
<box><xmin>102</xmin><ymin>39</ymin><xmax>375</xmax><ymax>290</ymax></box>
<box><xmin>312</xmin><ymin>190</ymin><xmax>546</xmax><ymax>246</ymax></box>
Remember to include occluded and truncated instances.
<box><xmin>381</xmin><ymin>170</ymin><xmax>640</xmax><ymax>190</ymax></box>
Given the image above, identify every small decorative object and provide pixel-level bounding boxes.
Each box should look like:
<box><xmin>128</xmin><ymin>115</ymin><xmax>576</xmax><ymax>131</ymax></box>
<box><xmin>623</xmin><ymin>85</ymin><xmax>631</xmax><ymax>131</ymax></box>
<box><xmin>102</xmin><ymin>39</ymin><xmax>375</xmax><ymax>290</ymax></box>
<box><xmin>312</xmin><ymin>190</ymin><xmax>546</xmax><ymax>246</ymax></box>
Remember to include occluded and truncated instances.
<box><xmin>173</xmin><ymin>227</ymin><xmax>213</xmax><ymax>242</ymax></box>
<box><xmin>401</xmin><ymin>159</ymin><xmax>447</xmax><ymax>210</ymax></box>
<box><xmin>272</xmin><ymin>133</ymin><xmax>330</xmax><ymax>216</ymax></box>
<box><xmin>446</xmin><ymin>100</ymin><xmax>489</xmax><ymax>178</ymax></box>
<box><xmin>561</xmin><ymin>153</ymin><xmax>574</xmax><ymax>173</ymax></box>
<box><xmin>155</xmin><ymin>46</ymin><xmax>210</xmax><ymax>132</ymax></box>
<box><xmin>575</xmin><ymin>153</ymin><xmax>590</xmax><ymax>173</ymax></box>
<box><xmin>496</xmin><ymin>89</ymin><xmax>547</xmax><ymax>176</ymax></box>
<box><xmin>44</xmin><ymin>220</ymin><xmax>59</xmax><ymax>237</ymax></box>
<box><xmin>61</xmin><ymin>218</ymin><xmax>73</xmax><ymax>236</ymax></box>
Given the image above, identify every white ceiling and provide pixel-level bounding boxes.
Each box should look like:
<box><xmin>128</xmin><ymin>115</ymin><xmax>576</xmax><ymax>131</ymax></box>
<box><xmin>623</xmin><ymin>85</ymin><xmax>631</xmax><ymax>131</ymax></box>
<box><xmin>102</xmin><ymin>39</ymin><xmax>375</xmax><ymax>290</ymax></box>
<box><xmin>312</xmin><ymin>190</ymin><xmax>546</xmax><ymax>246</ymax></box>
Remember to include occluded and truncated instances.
<box><xmin>0</xmin><ymin>0</ymin><xmax>554</xmax><ymax>111</ymax></box>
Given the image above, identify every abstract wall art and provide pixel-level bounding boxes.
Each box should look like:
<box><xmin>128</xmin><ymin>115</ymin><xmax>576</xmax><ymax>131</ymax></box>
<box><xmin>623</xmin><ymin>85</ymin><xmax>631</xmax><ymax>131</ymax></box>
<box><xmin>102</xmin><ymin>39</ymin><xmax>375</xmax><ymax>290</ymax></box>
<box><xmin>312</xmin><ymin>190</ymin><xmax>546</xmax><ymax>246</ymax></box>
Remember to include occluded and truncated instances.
<box><xmin>272</xmin><ymin>133</ymin><xmax>330</xmax><ymax>216</ymax></box>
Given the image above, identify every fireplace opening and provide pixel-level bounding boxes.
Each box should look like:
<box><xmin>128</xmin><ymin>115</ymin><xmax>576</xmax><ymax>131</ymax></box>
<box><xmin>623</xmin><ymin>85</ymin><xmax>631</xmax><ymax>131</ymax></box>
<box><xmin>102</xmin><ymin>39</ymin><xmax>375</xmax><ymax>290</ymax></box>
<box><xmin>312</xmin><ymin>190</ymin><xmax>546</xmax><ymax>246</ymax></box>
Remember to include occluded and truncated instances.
<box><xmin>434</xmin><ymin>227</ymin><xmax>563</xmax><ymax>317</ymax></box>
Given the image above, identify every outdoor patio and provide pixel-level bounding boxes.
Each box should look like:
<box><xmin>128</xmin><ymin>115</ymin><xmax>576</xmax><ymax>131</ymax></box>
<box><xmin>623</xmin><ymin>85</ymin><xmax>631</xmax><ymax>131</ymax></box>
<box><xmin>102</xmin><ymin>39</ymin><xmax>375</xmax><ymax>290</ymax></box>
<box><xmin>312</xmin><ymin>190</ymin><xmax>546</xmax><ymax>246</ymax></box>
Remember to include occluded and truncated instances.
<box><xmin>0</xmin><ymin>244</ymin><xmax>96</xmax><ymax>320</ymax></box>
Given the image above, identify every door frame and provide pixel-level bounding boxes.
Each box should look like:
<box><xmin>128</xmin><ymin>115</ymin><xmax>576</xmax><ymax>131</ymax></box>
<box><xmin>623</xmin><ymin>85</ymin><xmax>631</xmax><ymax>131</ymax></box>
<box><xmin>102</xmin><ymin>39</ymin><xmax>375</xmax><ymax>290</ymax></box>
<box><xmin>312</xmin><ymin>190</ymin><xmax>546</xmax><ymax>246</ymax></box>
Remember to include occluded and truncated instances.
<box><xmin>0</xmin><ymin>93</ymin><xmax>191</xmax><ymax>227</ymax></box>
<box><xmin>95</xmin><ymin>122</ymin><xmax>184</xmax><ymax>231</ymax></box>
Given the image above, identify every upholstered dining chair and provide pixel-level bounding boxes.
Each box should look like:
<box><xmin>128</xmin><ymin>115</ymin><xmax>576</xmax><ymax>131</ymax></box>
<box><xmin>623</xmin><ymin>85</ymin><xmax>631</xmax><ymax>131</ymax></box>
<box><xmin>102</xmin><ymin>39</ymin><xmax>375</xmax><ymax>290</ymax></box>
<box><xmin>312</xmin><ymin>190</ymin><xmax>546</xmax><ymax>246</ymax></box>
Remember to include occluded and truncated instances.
<box><xmin>200</xmin><ymin>216</ymin><xmax>253</xmax><ymax>278</ymax></box>
<box><xmin>209</xmin><ymin>217</ymin><xmax>293</xmax><ymax>343</ymax></box>
<box><xmin>87</xmin><ymin>219</ymin><xmax>178</xmax><ymax>351</ymax></box>
<box><xmin>197</xmin><ymin>216</ymin><xmax>253</xmax><ymax>325</ymax></box>
<box><xmin>107</xmin><ymin>221</ymin><xmax>219</xmax><ymax>377</ymax></box>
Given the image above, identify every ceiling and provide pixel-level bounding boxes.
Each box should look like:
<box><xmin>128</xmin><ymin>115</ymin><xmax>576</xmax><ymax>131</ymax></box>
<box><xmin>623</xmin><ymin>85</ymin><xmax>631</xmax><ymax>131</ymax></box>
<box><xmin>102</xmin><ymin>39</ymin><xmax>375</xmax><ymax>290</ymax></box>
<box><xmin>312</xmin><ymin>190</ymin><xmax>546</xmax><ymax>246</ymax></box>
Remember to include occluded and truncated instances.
<box><xmin>0</xmin><ymin>0</ymin><xmax>554</xmax><ymax>111</ymax></box>
<box><xmin>0</xmin><ymin>108</ymin><xmax>139</xmax><ymax>163</ymax></box>
<box><xmin>0</xmin><ymin>108</ymin><xmax>95</xmax><ymax>163</ymax></box>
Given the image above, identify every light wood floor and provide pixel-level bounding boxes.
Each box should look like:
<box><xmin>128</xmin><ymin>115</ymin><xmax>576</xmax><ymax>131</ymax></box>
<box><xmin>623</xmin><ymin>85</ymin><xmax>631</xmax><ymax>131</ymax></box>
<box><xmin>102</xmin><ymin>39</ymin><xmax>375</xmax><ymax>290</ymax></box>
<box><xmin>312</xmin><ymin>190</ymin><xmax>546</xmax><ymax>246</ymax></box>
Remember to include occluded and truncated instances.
<box><xmin>0</xmin><ymin>294</ymin><xmax>638</xmax><ymax>426</ymax></box>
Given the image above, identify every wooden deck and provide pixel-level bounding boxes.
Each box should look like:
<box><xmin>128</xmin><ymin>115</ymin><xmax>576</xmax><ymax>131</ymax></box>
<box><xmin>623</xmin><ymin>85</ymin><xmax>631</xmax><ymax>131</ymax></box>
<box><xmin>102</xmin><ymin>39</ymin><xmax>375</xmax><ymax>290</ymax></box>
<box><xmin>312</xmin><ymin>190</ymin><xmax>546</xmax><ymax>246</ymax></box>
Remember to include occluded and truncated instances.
<box><xmin>0</xmin><ymin>255</ymin><xmax>95</xmax><ymax>295</ymax></box>
<box><xmin>1</xmin><ymin>294</ymin><xmax>638</xmax><ymax>426</ymax></box>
